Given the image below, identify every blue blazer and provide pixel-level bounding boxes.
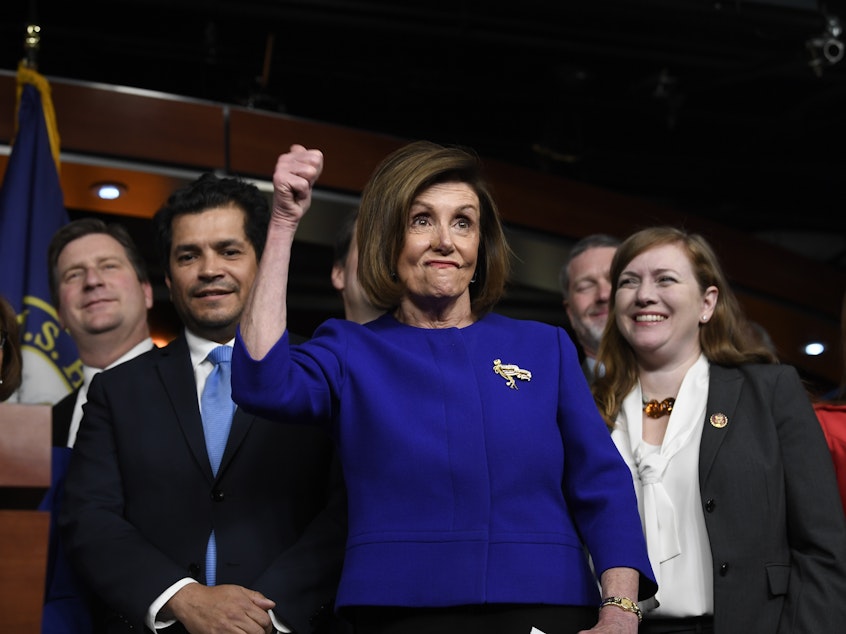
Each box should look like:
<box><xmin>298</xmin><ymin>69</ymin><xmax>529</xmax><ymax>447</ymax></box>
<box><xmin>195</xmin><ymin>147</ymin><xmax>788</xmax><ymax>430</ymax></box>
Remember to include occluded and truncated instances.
<box><xmin>233</xmin><ymin>312</ymin><xmax>657</xmax><ymax>612</ymax></box>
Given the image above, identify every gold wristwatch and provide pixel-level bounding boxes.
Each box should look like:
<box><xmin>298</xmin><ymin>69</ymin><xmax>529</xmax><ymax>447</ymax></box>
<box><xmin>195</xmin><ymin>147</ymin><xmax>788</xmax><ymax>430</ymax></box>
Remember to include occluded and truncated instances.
<box><xmin>599</xmin><ymin>596</ymin><xmax>643</xmax><ymax>622</ymax></box>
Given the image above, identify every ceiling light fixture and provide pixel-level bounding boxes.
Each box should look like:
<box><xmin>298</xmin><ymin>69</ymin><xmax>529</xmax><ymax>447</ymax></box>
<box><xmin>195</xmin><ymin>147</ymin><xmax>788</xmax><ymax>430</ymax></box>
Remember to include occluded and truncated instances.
<box><xmin>803</xmin><ymin>341</ymin><xmax>826</xmax><ymax>357</ymax></box>
<box><xmin>92</xmin><ymin>182</ymin><xmax>127</xmax><ymax>200</ymax></box>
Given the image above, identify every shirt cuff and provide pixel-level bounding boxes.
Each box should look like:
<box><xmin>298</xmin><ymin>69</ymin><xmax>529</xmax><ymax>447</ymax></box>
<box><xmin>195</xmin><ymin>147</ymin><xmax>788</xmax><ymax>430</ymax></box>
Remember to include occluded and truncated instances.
<box><xmin>269</xmin><ymin>609</ymin><xmax>292</xmax><ymax>633</ymax></box>
<box><xmin>147</xmin><ymin>578</ymin><xmax>198</xmax><ymax>631</ymax></box>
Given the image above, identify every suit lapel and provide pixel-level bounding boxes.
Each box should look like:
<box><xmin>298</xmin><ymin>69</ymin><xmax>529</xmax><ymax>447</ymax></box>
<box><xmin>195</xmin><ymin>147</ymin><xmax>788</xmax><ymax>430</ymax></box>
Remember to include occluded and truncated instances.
<box><xmin>699</xmin><ymin>364</ymin><xmax>743</xmax><ymax>485</ymax></box>
<box><xmin>217</xmin><ymin>409</ymin><xmax>255</xmax><ymax>476</ymax></box>
<box><xmin>155</xmin><ymin>337</ymin><xmax>216</xmax><ymax>480</ymax></box>
<box><xmin>155</xmin><ymin>336</ymin><xmax>256</xmax><ymax>480</ymax></box>
<box><xmin>52</xmin><ymin>388</ymin><xmax>78</xmax><ymax>447</ymax></box>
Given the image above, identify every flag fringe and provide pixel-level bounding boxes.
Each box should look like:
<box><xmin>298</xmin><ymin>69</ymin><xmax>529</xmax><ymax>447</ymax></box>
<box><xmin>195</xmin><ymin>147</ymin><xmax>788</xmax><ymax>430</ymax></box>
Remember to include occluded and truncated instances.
<box><xmin>14</xmin><ymin>60</ymin><xmax>61</xmax><ymax>173</ymax></box>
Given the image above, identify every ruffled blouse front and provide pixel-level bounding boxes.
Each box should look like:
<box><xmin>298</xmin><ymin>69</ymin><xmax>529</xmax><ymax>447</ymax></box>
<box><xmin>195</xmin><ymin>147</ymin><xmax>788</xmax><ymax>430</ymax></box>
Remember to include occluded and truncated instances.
<box><xmin>611</xmin><ymin>354</ymin><xmax>714</xmax><ymax>617</ymax></box>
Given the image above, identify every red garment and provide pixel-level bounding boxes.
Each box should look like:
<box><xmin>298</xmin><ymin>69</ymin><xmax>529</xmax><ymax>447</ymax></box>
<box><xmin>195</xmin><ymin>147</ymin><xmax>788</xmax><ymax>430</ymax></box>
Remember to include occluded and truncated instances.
<box><xmin>815</xmin><ymin>403</ymin><xmax>846</xmax><ymax>517</ymax></box>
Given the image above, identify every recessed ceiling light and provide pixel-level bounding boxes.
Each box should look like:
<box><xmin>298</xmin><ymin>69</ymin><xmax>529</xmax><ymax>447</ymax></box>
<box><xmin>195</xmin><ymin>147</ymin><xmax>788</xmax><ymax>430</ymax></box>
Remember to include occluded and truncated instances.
<box><xmin>803</xmin><ymin>341</ymin><xmax>826</xmax><ymax>356</ymax></box>
<box><xmin>92</xmin><ymin>182</ymin><xmax>126</xmax><ymax>200</ymax></box>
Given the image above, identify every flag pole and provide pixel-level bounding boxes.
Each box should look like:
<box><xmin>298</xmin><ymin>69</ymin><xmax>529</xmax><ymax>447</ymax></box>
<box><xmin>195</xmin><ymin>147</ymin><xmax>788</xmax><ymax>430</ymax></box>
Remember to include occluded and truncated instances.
<box><xmin>14</xmin><ymin>23</ymin><xmax>61</xmax><ymax>174</ymax></box>
<box><xmin>0</xmin><ymin>22</ymin><xmax>80</xmax><ymax>404</ymax></box>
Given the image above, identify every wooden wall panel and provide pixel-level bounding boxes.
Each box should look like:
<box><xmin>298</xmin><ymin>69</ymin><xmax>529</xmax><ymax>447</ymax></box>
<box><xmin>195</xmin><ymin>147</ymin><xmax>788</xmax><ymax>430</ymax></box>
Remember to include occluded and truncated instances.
<box><xmin>228</xmin><ymin>108</ymin><xmax>405</xmax><ymax>192</ymax></box>
<box><xmin>0</xmin><ymin>73</ymin><xmax>224</xmax><ymax>170</ymax></box>
<box><xmin>0</xmin><ymin>74</ymin><xmax>13</xmax><ymax>142</ymax></box>
<box><xmin>0</xmin><ymin>404</ymin><xmax>51</xmax><ymax>633</ymax></box>
<box><xmin>0</xmin><ymin>510</ymin><xmax>50</xmax><ymax>633</ymax></box>
<box><xmin>52</xmin><ymin>83</ymin><xmax>226</xmax><ymax>169</ymax></box>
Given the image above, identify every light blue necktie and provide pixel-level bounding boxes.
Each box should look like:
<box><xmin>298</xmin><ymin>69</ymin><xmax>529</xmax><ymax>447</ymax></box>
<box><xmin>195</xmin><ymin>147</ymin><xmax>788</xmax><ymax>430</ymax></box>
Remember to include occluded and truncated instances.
<box><xmin>201</xmin><ymin>345</ymin><xmax>235</xmax><ymax>586</ymax></box>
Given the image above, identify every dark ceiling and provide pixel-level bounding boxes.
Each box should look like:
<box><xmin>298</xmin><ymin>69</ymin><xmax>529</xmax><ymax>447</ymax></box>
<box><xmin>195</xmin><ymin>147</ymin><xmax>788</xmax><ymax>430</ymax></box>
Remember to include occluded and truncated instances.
<box><xmin>3</xmin><ymin>0</ymin><xmax>846</xmax><ymax>269</ymax></box>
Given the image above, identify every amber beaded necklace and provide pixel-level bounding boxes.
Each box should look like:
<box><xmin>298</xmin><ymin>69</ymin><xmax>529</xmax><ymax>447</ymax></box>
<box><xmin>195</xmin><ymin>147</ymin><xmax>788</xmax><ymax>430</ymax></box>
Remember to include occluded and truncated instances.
<box><xmin>642</xmin><ymin>397</ymin><xmax>675</xmax><ymax>418</ymax></box>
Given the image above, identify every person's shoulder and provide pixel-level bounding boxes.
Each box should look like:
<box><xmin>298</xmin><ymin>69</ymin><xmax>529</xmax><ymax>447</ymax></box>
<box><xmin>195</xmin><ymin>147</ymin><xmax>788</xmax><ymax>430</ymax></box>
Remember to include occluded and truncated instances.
<box><xmin>99</xmin><ymin>338</ymin><xmax>182</xmax><ymax>378</ymax></box>
<box><xmin>310</xmin><ymin>317</ymin><xmax>360</xmax><ymax>338</ymax></box>
<box><xmin>480</xmin><ymin>313</ymin><xmax>570</xmax><ymax>344</ymax></box>
<box><xmin>315</xmin><ymin>313</ymin><xmax>395</xmax><ymax>337</ymax></box>
<box><xmin>815</xmin><ymin>403</ymin><xmax>846</xmax><ymax>437</ymax></box>
<box><xmin>715</xmin><ymin>362</ymin><xmax>804</xmax><ymax>393</ymax></box>
<box><xmin>814</xmin><ymin>401</ymin><xmax>846</xmax><ymax>415</ymax></box>
<box><xmin>480</xmin><ymin>312</ymin><xmax>559</xmax><ymax>332</ymax></box>
<box><xmin>302</xmin><ymin>318</ymin><xmax>378</xmax><ymax>352</ymax></box>
<box><xmin>359</xmin><ymin>312</ymin><xmax>401</xmax><ymax>333</ymax></box>
<box><xmin>714</xmin><ymin>361</ymin><xmax>793</xmax><ymax>377</ymax></box>
<box><xmin>740</xmin><ymin>362</ymin><xmax>798</xmax><ymax>379</ymax></box>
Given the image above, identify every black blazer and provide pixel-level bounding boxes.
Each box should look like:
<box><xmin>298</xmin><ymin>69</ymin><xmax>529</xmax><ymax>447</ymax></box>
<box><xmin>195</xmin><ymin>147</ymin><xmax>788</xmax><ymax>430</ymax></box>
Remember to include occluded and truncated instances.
<box><xmin>699</xmin><ymin>364</ymin><xmax>846</xmax><ymax>633</ymax></box>
<box><xmin>51</xmin><ymin>387</ymin><xmax>78</xmax><ymax>447</ymax></box>
<box><xmin>59</xmin><ymin>335</ymin><xmax>348</xmax><ymax>633</ymax></box>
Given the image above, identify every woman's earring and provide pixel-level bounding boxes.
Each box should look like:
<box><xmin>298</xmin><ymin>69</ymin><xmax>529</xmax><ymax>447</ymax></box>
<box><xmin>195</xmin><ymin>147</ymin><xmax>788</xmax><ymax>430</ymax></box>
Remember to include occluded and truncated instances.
<box><xmin>470</xmin><ymin>271</ymin><xmax>478</xmax><ymax>284</ymax></box>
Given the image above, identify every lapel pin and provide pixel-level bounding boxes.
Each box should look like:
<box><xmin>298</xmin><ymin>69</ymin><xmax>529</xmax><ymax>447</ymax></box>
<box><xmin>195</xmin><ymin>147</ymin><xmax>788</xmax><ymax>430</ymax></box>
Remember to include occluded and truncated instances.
<box><xmin>709</xmin><ymin>412</ymin><xmax>728</xmax><ymax>428</ymax></box>
<box><xmin>493</xmin><ymin>358</ymin><xmax>532</xmax><ymax>389</ymax></box>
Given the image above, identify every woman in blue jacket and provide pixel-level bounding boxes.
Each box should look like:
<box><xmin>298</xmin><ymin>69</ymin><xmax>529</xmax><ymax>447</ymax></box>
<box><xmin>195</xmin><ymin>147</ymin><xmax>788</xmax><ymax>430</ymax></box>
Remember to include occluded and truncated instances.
<box><xmin>232</xmin><ymin>141</ymin><xmax>657</xmax><ymax>634</ymax></box>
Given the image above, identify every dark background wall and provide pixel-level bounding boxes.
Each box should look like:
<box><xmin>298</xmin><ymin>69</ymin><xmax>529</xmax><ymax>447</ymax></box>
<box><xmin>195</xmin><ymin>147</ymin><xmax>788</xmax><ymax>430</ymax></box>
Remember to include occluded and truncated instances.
<box><xmin>1</xmin><ymin>0</ymin><xmax>845</xmax><ymax>394</ymax></box>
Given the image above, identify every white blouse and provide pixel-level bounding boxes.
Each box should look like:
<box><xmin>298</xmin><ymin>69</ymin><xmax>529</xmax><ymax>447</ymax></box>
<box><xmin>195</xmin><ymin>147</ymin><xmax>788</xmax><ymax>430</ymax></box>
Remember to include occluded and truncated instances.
<box><xmin>611</xmin><ymin>353</ymin><xmax>714</xmax><ymax>617</ymax></box>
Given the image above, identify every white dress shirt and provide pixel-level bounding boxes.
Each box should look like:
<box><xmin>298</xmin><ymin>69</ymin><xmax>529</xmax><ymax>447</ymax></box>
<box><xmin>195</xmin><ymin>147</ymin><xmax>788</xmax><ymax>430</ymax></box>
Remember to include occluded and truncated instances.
<box><xmin>147</xmin><ymin>332</ymin><xmax>289</xmax><ymax>633</ymax></box>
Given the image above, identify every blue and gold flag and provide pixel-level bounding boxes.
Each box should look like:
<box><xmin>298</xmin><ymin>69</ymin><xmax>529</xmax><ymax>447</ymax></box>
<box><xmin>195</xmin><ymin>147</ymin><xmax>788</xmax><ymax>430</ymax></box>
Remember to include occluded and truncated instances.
<box><xmin>0</xmin><ymin>62</ymin><xmax>81</xmax><ymax>403</ymax></box>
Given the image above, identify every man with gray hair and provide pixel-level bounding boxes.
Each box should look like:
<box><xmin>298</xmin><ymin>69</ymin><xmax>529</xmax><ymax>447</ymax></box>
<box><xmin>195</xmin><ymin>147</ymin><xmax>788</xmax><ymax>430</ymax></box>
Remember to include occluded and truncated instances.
<box><xmin>559</xmin><ymin>233</ymin><xmax>620</xmax><ymax>382</ymax></box>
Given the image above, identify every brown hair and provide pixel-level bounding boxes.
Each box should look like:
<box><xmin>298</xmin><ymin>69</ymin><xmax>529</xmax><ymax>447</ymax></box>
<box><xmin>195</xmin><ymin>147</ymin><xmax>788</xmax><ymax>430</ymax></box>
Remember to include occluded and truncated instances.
<box><xmin>0</xmin><ymin>295</ymin><xmax>23</xmax><ymax>401</ymax></box>
<box><xmin>356</xmin><ymin>140</ymin><xmax>512</xmax><ymax>317</ymax></box>
<box><xmin>593</xmin><ymin>226</ymin><xmax>778</xmax><ymax>428</ymax></box>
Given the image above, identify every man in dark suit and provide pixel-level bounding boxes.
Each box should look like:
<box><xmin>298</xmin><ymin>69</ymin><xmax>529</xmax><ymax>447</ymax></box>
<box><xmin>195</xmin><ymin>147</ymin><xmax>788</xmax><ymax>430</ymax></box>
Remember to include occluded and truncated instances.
<box><xmin>60</xmin><ymin>173</ymin><xmax>348</xmax><ymax>633</ymax></box>
<box><xmin>49</xmin><ymin>218</ymin><xmax>155</xmax><ymax>447</ymax></box>
<box><xmin>43</xmin><ymin>218</ymin><xmax>156</xmax><ymax>632</ymax></box>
